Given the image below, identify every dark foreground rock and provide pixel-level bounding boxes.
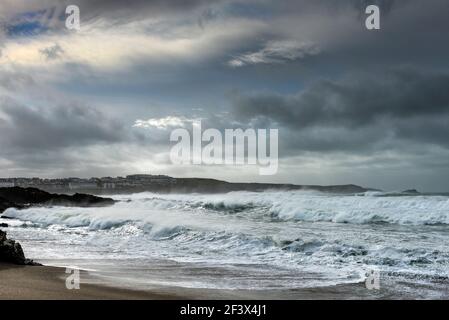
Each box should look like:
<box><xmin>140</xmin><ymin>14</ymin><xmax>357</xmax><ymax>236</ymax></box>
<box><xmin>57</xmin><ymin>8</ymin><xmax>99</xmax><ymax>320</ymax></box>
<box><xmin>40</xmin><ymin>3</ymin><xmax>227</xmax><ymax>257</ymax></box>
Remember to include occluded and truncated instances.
<box><xmin>0</xmin><ymin>229</ymin><xmax>40</xmax><ymax>265</ymax></box>
<box><xmin>0</xmin><ymin>187</ymin><xmax>115</xmax><ymax>214</ymax></box>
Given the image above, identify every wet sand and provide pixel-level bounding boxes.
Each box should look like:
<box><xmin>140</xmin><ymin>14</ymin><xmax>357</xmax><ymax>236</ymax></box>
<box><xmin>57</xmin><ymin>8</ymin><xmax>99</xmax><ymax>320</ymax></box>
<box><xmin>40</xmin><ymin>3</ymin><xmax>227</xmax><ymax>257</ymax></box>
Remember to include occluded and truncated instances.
<box><xmin>0</xmin><ymin>262</ymin><xmax>382</xmax><ymax>300</ymax></box>
<box><xmin>0</xmin><ymin>262</ymin><xmax>182</xmax><ymax>300</ymax></box>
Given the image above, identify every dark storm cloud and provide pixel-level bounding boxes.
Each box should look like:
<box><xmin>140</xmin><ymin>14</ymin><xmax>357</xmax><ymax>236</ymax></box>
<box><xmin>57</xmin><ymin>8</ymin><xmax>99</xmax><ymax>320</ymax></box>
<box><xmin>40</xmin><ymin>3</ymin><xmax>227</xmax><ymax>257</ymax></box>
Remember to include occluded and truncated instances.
<box><xmin>1</xmin><ymin>0</ymin><xmax>449</xmax><ymax>190</ymax></box>
<box><xmin>12</xmin><ymin>0</ymin><xmax>224</xmax><ymax>24</ymax></box>
<box><xmin>286</xmin><ymin>0</ymin><xmax>398</xmax><ymax>14</ymax></box>
<box><xmin>232</xmin><ymin>68</ymin><xmax>449</xmax><ymax>128</ymax></box>
<box><xmin>0</xmin><ymin>94</ymin><xmax>171</xmax><ymax>177</ymax></box>
<box><xmin>70</xmin><ymin>0</ymin><xmax>220</xmax><ymax>14</ymax></box>
<box><xmin>349</xmin><ymin>0</ymin><xmax>397</xmax><ymax>14</ymax></box>
<box><xmin>230</xmin><ymin>68</ymin><xmax>449</xmax><ymax>153</ymax></box>
<box><xmin>0</xmin><ymin>96</ymin><xmax>127</xmax><ymax>151</ymax></box>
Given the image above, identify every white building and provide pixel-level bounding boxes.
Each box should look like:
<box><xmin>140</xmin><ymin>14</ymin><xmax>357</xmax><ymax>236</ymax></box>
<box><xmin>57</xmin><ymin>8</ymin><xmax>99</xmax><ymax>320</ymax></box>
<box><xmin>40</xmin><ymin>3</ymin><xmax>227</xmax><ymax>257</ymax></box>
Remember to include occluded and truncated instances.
<box><xmin>68</xmin><ymin>182</ymin><xmax>98</xmax><ymax>190</ymax></box>
<box><xmin>102</xmin><ymin>182</ymin><xmax>116</xmax><ymax>189</ymax></box>
<box><xmin>0</xmin><ymin>181</ymin><xmax>15</xmax><ymax>188</ymax></box>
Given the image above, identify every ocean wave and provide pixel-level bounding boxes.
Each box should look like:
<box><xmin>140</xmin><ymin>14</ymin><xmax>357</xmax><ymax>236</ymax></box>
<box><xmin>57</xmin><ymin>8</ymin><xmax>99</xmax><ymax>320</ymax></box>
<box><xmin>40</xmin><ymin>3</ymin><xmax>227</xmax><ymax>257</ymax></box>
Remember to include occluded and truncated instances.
<box><xmin>123</xmin><ymin>191</ymin><xmax>449</xmax><ymax>225</ymax></box>
<box><xmin>3</xmin><ymin>207</ymin><xmax>131</xmax><ymax>230</ymax></box>
<box><xmin>269</xmin><ymin>194</ymin><xmax>449</xmax><ymax>225</ymax></box>
<box><xmin>7</xmin><ymin>201</ymin><xmax>446</xmax><ymax>270</ymax></box>
<box><xmin>6</xmin><ymin>191</ymin><xmax>449</xmax><ymax>228</ymax></box>
<box><xmin>5</xmin><ymin>190</ymin><xmax>448</xmax><ymax>292</ymax></box>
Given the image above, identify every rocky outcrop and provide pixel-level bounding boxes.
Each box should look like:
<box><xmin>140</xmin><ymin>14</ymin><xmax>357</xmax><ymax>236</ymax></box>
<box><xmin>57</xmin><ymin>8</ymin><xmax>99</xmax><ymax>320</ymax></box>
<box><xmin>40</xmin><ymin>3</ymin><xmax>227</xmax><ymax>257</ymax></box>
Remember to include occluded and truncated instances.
<box><xmin>0</xmin><ymin>187</ymin><xmax>115</xmax><ymax>214</ymax></box>
<box><xmin>0</xmin><ymin>196</ymin><xmax>22</xmax><ymax>214</ymax></box>
<box><xmin>0</xmin><ymin>229</ymin><xmax>40</xmax><ymax>265</ymax></box>
<box><xmin>0</xmin><ymin>187</ymin><xmax>114</xmax><ymax>266</ymax></box>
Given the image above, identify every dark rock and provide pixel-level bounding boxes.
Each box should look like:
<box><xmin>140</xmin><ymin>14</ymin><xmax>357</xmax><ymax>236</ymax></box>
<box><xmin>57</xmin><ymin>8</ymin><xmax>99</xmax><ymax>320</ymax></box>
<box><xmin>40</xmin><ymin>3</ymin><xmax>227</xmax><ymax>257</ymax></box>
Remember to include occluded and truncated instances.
<box><xmin>0</xmin><ymin>188</ymin><xmax>51</xmax><ymax>205</ymax></box>
<box><xmin>0</xmin><ymin>187</ymin><xmax>115</xmax><ymax>208</ymax></box>
<box><xmin>0</xmin><ymin>187</ymin><xmax>113</xmax><ymax>266</ymax></box>
<box><xmin>44</xmin><ymin>192</ymin><xmax>115</xmax><ymax>207</ymax></box>
<box><xmin>0</xmin><ymin>229</ymin><xmax>41</xmax><ymax>266</ymax></box>
<box><xmin>0</xmin><ymin>223</ymin><xmax>8</xmax><ymax>228</ymax></box>
<box><xmin>0</xmin><ymin>196</ymin><xmax>22</xmax><ymax>214</ymax></box>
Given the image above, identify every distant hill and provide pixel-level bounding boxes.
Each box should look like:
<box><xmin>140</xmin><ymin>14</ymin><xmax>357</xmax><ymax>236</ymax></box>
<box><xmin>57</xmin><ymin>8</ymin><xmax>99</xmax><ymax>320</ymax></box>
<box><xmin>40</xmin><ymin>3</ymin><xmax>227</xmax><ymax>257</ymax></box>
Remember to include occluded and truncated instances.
<box><xmin>163</xmin><ymin>178</ymin><xmax>377</xmax><ymax>194</ymax></box>
<box><xmin>0</xmin><ymin>175</ymin><xmax>378</xmax><ymax>195</ymax></box>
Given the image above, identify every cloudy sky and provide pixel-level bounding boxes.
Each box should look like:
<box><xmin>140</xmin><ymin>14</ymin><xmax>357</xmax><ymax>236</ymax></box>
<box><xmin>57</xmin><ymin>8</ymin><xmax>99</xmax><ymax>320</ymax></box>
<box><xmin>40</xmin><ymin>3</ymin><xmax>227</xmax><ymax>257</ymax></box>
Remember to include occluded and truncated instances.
<box><xmin>0</xmin><ymin>0</ymin><xmax>448</xmax><ymax>191</ymax></box>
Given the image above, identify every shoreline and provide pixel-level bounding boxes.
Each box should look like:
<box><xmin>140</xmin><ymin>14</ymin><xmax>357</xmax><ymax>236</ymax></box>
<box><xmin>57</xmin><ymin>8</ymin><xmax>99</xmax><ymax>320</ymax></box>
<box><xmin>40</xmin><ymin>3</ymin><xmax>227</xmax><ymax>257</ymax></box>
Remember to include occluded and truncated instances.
<box><xmin>0</xmin><ymin>262</ymin><xmax>381</xmax><ymax>300</ymax></box>
<box><xmin>0</xmin><ymin>262</ymin><xmax>182</xmax><ymax>300</ymax></box>
<box><xmin>3</xmin><ymin>261</ymin><xmax>447</xmax><ymax>300</ymax></box>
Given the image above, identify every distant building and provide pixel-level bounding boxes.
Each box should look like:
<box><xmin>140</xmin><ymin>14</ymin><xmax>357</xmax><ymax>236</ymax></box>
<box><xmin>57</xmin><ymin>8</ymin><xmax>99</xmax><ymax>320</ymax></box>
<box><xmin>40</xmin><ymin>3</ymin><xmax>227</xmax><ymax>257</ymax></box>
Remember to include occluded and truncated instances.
<box><xmin>102</xmin><ymin>182</ymin><xmax>116</xmax><ymax>189</ymax></box>
<box><xmin>68</xmin><ymin>182</ymin><xmax>98</xmax><ymax>190</ymax></box>
<box><xmin>125</xmin><ymin>174</ymin><xmax>175</xmax><ymax>184</ymax></box>
<box><xmin>0</xmin><ymin>181</ymin><xmax>15</xmax><ymax>188</ymax></box>
<box><xmin>38</xmin><ymin>183</ymin><xmax>66</xmax><ymax>190</ymax></box>
<box><xmin>126</xmin><ymin>174</ymin><xmax>152</xmax><ymax>180</ymax></box>
<box><xmin>0</xmin><ymin>174</ymin><xmax>177</xmax><ymax>190</ymax></box>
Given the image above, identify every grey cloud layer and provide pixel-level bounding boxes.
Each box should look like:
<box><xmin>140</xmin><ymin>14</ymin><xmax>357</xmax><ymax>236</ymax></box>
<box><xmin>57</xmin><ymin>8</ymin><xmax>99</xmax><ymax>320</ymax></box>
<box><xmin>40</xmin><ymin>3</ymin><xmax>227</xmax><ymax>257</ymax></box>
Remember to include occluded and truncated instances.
<box><xmin>233</xmin><ymin>69</ymin><xmax>449</xmax><ymax>128</ymax></box>
<box><xmin>0</xmin><ymin>0</ymin><xmax>227</xmax><ymax>34</ymax></box>
<box><xmin>0</xmin><ymin>0</ymin><xmax>448</xmax><ymax>190</ymax></box>
<box><xmin>0</xmin><ymin>97</ymin><xmax>126</xmax><ymax>151</ymax></box>
<box><xmin>231</xmin><ymin>68</ymin><xmax>449</xmax><ymax>153</ymax></box>
<box><xmin>228</xmin><ymin>41</ymin><xmax>321</xmax><ymax>67</ymax></box>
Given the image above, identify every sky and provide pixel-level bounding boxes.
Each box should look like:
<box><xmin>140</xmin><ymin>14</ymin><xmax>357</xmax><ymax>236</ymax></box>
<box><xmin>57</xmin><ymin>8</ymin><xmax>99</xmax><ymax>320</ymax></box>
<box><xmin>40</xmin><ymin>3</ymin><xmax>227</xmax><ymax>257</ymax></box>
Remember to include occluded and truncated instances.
<box><xmin>0</xmin><ymin>0</ymin><xmax>449</xmax><ymax>191</ymax></box>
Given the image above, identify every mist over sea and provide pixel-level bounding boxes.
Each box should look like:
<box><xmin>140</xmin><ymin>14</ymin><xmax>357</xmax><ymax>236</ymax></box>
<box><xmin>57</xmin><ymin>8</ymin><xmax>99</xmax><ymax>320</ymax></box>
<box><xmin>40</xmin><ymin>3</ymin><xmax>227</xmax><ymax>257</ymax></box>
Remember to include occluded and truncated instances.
<box><xmin>4</xmin><ymin>190</ymin><xmax>449</xmax><ymax>298</ymax></box>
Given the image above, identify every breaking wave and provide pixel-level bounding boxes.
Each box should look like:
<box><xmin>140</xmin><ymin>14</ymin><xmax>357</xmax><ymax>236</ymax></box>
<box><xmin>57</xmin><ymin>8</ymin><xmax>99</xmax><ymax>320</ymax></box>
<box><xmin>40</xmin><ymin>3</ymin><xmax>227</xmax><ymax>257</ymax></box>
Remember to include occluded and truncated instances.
<box><xmin>5</xmin><ymin>190</ymin><xmax>449</xmax><ymax>228</ymax></box>
<box><xmin>3</xmin><ymin>190</ymin><xmax>449</xmax><ymax>291</ymax></box>
<box><xmin>117</xmin><ymin>191</ymin><xmax>449</xmax><ymax>226</ymax></box>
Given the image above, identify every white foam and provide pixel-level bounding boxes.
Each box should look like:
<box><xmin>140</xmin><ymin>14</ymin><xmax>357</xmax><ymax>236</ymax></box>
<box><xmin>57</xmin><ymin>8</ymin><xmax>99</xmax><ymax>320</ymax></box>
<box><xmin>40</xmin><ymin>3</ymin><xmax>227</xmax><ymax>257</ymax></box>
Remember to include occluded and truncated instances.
<box><xmin>4</xmin><ymin>191</ymin><xmax>449</xmax><ymax>291</ymax></box>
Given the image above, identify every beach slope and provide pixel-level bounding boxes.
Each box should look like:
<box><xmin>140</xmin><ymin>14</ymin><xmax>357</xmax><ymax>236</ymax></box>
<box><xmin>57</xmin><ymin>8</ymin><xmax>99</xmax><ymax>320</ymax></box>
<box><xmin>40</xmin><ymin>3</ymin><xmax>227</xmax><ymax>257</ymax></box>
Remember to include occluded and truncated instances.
<box><xmin>0</xmin><ymin>263</ymin><xmax>179</xmax><ymax>300</ymax></box>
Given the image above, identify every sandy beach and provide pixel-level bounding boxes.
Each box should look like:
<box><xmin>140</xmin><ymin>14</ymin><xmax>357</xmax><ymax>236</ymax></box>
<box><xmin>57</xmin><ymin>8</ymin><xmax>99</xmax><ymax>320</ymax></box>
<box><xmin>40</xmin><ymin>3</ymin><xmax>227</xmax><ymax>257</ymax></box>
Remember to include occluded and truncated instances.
<box><xmin>0</xmin><ymin>262</ymin><xmax>182</xmax><ymax>300</ymax></box>
<box><xmin>3</xmin><ymin>261</ymin><xmax>446</xmax><ymax>300</ymax></box>
<box><xmin>0</xmin><ymin>261</ymin><xmax>386</xmax><ymax>300</ymax></box>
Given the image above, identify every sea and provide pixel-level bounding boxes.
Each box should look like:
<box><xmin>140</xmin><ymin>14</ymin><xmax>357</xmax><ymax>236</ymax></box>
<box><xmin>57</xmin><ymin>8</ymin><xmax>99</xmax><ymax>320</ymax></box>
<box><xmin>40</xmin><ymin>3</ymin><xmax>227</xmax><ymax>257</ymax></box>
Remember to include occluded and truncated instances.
<box><xmin>3</xmin><ymin>190</ymin><xmax>449</xmax><ymax>299</ymax></box>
